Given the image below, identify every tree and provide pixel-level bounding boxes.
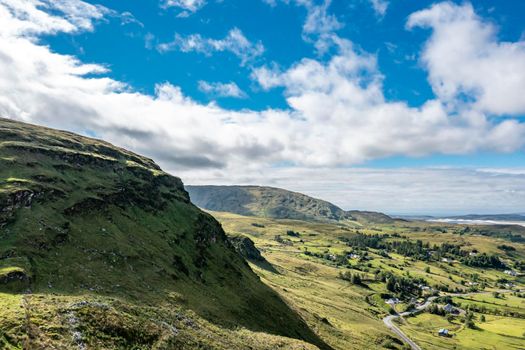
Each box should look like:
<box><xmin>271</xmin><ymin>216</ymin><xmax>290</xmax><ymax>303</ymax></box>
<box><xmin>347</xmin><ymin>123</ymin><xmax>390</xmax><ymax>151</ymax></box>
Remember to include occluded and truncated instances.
<box><xmin>425</xmin><ymin>266</ymin><xmax>431</xmax><ymax>274</ymax></box>
<box><xmin>351</xmin><ymin>273</ymin><xmax>362</xmax><ymax>285</ymax></box>
<box><xmin>465</xmin><ymin>312</ymin><xmax>475</xmax><ymax>329</ymax></box>
<box><xmin>386</xmin><ymin>278</ymin><xmax>396</xmax><ymax>292</ymax></box>
<box><xmin>480</xmin><ymin>315</ymin><xmax>486</xmax><ymax>322</ymax></box>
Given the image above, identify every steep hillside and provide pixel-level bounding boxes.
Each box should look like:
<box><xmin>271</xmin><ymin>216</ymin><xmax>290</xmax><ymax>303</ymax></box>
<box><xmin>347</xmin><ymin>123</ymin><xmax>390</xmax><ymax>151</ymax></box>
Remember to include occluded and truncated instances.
<box><xmin>186</xmin><ymin>185</ymin><xmax>354</xmax><ymax>222</ymax></box>
<box><xmin>186</xmin><ymin>185</ymin><xmax>393</xmax><ymax>224</ymax></box>
<box><xmin>0</xmin><ymin>118</ymin><xmax>328</xmax><ymax>349</ymax></box>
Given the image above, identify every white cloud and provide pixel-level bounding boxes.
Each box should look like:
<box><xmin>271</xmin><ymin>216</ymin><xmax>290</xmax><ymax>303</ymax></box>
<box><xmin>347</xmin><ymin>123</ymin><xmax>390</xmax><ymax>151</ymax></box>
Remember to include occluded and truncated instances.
<box><xmin>0</xmin><ymin>0</ymin><xmax>524</xmax><ymax>214</ymax></box>
<box><xmin>182</xmin><ymin>167</ymin><xmax>525</xmax><ymax>215</ymax></box>
<box><xmin>408</xmin><ymin>2</ymin><xmax>525</xmax><ymax>116</ymax></box>
<box><xmin>252</xmin><ymin>35</ymin><xmax>525</xmax><ymax>164</ymax></box>
<box><xmin>302</xmin><ymin>0</ymin><xmax>342</xmax><ymax>36</ymax></box>
<box><xmin>198</xmin><ymin>81</ymin><xmax>247</xmax><ymax>98</ymax></box>
<box><xmin>161</xmin><ymin>0</ymin><xmax>206</xmax><ymax>14</ymax></box>
<box><xmin>369</xmin><ymin>0</ymin><xmax>388</xmax><ymax>17</ymax></box>
<box><xmin>0</xmin><ymin>0</ymin><xmax>108</xmax><ymax>37</ymax></box>
<box><xmin>157</xmin><ymin>28</ymin><xmax>264</xmax><ymax>65</ymax></box>
<box><xmin>262</xmin><ymin>0</ymin><xmax>342</xmax><ymax>39</ymax></box>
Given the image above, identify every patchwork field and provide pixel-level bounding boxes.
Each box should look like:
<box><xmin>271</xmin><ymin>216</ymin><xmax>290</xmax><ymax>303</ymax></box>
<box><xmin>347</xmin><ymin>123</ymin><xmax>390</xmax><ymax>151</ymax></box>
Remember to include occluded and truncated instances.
<box><xmin>212</xmin><ymin>211</ymin><xmax>525</xmax><ymax>350</ymax></box>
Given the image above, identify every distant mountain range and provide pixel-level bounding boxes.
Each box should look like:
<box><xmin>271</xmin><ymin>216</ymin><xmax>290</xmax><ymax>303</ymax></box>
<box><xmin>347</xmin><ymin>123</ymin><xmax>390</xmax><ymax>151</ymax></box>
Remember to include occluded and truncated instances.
<box><xmin>446</xmin><ymin>214</ymin><xmax>525</xmax><ymax>221</ymax></box>
<box><xmin>397</xmin><ymin>214</ymin><xmax>525</xmax><ymax>221</ymax></box>
<box><xmin>186</xmin><ymin>185</ymin><xmax>394</xmax><ymax>224</ymax></box>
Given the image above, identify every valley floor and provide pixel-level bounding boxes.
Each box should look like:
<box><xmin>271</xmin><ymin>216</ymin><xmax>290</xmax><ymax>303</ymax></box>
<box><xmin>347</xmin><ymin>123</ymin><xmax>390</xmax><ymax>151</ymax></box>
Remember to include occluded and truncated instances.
<box><xmin>213</xmin><ymin>211</ymin><xmax>525</xmax><ymax>350</ymax></box>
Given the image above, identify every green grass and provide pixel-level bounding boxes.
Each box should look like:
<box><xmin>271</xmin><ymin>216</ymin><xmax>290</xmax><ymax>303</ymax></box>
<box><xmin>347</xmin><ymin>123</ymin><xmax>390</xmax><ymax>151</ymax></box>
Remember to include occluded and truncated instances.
<box><xmin>0</xmin><ymin>118</ymin><xmax>328</xmax><ymax>350</ymax></box>
<box><xmin>211</xmin><ymin>211</ymin><xmax>525</xmax><ymax>350</ymax></box>
<box><xmin>2</xmin><ymin>118</ymin><xmax>524</xmax><ymax>349</ymax></box>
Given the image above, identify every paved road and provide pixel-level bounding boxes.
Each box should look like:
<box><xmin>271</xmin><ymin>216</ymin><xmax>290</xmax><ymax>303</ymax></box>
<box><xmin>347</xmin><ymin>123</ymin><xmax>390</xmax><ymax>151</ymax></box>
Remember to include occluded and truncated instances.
<box><xmin>382</xmin><ymin>290</ymin><xmax>512</xmax><ymax>350</ymax></box>
<box><xmin>383</xmin><ymin>297</ymin><xmax>437</xmax><ymax>350</ymax></box>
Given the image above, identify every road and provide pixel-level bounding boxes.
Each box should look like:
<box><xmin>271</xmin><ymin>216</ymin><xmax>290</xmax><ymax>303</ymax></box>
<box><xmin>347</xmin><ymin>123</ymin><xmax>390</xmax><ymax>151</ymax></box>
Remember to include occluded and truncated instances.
<box><xmin>382</xmin><ymin>290</ymin><xmax>512</xmax><ymax>350</ymax></box>
<box><xmin>383</xmin><ymin>297</ymin><xmax>437</xmax><ymax>350</ymax></box>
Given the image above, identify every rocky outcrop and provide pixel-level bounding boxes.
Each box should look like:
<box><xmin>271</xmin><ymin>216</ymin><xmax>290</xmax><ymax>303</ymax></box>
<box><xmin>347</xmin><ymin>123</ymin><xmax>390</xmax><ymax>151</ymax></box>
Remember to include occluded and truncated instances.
<box><xmin>229</xmin><ymin>235</ymin><xmax>265</xmax><ymax>262</ymax></box>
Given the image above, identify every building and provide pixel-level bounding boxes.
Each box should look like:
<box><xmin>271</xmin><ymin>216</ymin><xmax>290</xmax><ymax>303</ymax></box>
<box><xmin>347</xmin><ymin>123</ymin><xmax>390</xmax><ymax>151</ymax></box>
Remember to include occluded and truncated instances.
<box><xmin>443</xmin><ymin>304</ymin><xmax>458</xmax><ymax>314</ymax></box>
<box><xmin>438</xmin><ymin>328</ymin><xmax>449</xmax><ymax>337</ymax></box>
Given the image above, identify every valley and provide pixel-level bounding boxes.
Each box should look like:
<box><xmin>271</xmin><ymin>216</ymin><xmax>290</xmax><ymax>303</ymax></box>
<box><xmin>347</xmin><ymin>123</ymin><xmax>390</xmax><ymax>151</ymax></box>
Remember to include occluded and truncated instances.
<box><xmin>209</xmin><ymin>210</ymin><xmax>525</xmax><ymax>349</ymax></box>
<box><xmin>0</xmin><ymin>118</ymin><xmax>524</xmax><ymax>349</ymax></box>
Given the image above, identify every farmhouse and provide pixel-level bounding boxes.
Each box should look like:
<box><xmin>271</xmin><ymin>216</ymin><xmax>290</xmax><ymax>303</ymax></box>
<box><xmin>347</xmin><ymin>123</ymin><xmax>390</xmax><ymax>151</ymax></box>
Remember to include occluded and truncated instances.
<box><xmin>438</xmin><ymin>328</ymin><xmax>450</xmax><ymax>337</ymax></box>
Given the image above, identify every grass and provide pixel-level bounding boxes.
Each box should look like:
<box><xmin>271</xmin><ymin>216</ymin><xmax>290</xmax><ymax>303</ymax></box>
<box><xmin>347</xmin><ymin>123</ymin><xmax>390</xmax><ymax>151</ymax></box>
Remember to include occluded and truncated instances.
<box><xmin>210</xmin><ymin>210</ymin><xmax>525</xmax><ymax>350</ymax></box>
<box><xmin>1</xmin><ymin>117</ymin><xmax>524</xmax><ymax>349</ymax></box>
<box><xmin>0</xmin><ymin>118</ymin><xmax>328</xmax><ymax>350</ymax></box>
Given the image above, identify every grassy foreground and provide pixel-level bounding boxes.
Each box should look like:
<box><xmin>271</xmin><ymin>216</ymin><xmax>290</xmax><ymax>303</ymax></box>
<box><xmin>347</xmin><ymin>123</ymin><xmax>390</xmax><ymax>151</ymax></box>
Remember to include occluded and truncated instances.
<box><xmin>0</xmin><ymin>118</ymin><xmax>328</xmax><ymax>349</ymax></box>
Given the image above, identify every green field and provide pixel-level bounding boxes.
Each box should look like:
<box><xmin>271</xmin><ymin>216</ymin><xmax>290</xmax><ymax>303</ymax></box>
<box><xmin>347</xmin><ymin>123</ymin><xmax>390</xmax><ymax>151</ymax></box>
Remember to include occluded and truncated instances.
<box><xmin>211</xmin><ymin>211</ymin><xmax>525</xmax><ymax>350</ymax></box>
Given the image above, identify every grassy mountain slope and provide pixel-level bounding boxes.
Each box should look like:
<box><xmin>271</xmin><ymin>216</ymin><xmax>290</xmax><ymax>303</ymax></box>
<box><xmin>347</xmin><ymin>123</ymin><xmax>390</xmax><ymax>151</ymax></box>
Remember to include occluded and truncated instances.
<box><xmin>187</xmin><ymin>185</ymin><xmax>393</xmax><ymax>223</ymax></box>
<box><xmin>0</xmin><ymin>118</ymin><xmax>328</xmax><ymax>349</ymax></box>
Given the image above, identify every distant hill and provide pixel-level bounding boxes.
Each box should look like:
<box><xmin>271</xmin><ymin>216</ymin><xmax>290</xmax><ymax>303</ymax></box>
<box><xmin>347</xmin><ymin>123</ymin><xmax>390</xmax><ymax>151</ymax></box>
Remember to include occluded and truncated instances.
<box><xmin>186</xmin><ymin>185</ymin><xmax>393</xmax><ymax>224</ymax></box>
<box><xmin>0</xmin><ymin>118</ymin><xmax>328</xmax><ymax>350</ymax></box>
<box><xmin>347</xmin><ymin>210</ymin><xmax>395</xmax><ymax>224</ymax></box>
<box><xmin>447</xmin><ymin>214</ymin><xmax>525</xmax><ymax>221</ymax></box>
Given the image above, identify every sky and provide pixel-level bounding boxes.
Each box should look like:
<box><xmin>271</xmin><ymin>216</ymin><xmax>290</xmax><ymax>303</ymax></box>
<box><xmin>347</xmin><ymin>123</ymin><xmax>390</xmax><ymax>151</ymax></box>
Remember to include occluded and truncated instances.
<box><xmin>0</xmin><ymin>0</ymin><xmax>524</xmax><ymax>215</ymax></box>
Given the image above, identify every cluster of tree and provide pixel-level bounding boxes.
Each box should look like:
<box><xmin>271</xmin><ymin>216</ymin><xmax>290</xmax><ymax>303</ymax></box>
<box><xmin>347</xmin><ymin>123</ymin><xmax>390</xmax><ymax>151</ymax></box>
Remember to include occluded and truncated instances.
<box><xmin>463</xmin><ymin>253</ymin><xmax>505</xmax><ymax>269</ymax></box>
<box><xmin>340</xmin><ymin>233</ymin><xmax>385</xmax><ymax>250</ymax></box>
<box><xmin>470</xmin><ymin>228</ymin><xmax>525</xmax><ymax>243</ymax></box>
<box><xmin>375</xmin><ymin>271</ymin><xmax>426</xmax><ymax>298</ymax></box>
<box><xmin>274</xmin><ymin>235</ymin><xmax>293</xmax><ymax>246</ymax></box>
<box><xmin>464</xmin><ymin>311</ymin><xmax>476</xmax><ymax>329</ymax></box>
<box><xmin>498</xmin><ymin>244</ymin><xmax>516</xmax><ymax>252</ymax></box>
<box><xmin>390</xmin><ymin>239</ymin><xmax>430</xmax><ymax>260</ymax></box>
<box><xmin>514</xmin><ymin>260</ymin><xmax>525</xmax><ymax>271</ymax></box>
<box><xmin>340</xmin><ymin>233</ymin><xmax>506</xmax><ymax>269</ymax></box>
<box><xmin>458</xmin><ymin>301</ymin><xmax>525</xmax><ymax>319</ymax></box>
<box><xmin>339</xmin><ymin>271</ymin><xmax>363</xmax><ymax>285</ymax></box>
<box><xmin>286</xmin><ymin>230</ymin><xmax>300</xmax><ymax>237</ymax></box>
<box><xmin>340</xmin><ymin>234</ymin><xmax>432</xmax><ymax>260</ymax></box>
<box><xmin>427</xmin><ymin>303</ymin><xmax>446</xmax><ymax>316</ymax></box>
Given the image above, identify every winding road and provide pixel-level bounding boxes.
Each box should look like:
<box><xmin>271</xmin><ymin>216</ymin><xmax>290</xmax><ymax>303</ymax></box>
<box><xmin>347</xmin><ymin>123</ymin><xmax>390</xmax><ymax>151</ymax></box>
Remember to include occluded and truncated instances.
<box><xmin>383</xmin><ymin>290</ymin><xmax>512</xmax><ymax>350</ymax></box>
<box><xmin>382</xmin><ymin>297</ymin><xmax>437</xmax><ymax>350</ymax></box>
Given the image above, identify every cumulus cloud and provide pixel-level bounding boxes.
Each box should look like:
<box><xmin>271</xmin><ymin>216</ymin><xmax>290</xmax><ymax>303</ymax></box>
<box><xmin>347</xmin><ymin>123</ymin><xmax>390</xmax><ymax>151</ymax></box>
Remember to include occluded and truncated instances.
<box><xmin>161</xmin><ymin>0</ymin><xmax>206</xmax><ymax>16</ymax></box>
<box><xmin>157</xmin><ymin>28</ymin><xmax>264</xmax><ymax>65</ymax></box>
<box><xmin>369</xmin><ymin>0</ymin><xmax>388</xmax><ymax>17</ymax></box>
<box><xmin>408</xmin><ymin>2</ymin><xmax>525</xmax><ymax>115</ymax></box>
<box><xmin>252</xmin><ymin>35</ymin><xmax>525</xmax><ymax>164</ymax></box>
<box><xmin>0</xmin><ymin>0</ymin><xmax>524</xmax><ymax>214</ymax></box>
<box><xmin>0</xmin><ymin>0</ymin><xmax>109</xmax><ymax>37</ymax></box>
<box><xmin>198</xmin><ymin>81</ymin><xmax>247</xmax><ymax>98</ymax></box>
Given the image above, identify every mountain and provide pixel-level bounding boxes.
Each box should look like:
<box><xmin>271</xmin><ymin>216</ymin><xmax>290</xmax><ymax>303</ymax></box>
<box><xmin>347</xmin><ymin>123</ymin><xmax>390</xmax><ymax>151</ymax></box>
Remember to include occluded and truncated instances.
<box><xmin>186</xmin><ymin>185</ymin><xmax>353</xmax><ymax>222</ymax></box>
<box><xmin>186</xmin><ymin>185</ymin><xmax>394</xmax><ymax>224</ymax></box>
<box><xmin>346</xmin><ymin>210</ymin><xmax>395</xmax><ymax>224</ymax></box>
<box><xmin>0</xmin><ymin>118</ymin><xmax>328</xmax><ymax>350</ymax></box>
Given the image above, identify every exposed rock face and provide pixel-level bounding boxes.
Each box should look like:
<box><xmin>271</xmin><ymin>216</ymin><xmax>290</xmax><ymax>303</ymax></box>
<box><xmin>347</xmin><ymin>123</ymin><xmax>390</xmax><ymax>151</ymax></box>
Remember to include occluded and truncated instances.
<box><xmin>229</xmin><ymin>235</ymin><xmax>265</xmax><ymax>262</ymax></box>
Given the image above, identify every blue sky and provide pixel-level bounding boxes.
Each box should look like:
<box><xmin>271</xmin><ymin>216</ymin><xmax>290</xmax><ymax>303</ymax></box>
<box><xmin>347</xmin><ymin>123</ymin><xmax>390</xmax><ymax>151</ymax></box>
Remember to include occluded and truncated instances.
<box><xmin>1</xmin><ymin>0</ymin><xmax>525</xmax><ymax>214</ymax></box>
<box><xmin>40</xmin><ymin>0</ymin><xmax>525</xmax><ymax>169</ymax></box>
